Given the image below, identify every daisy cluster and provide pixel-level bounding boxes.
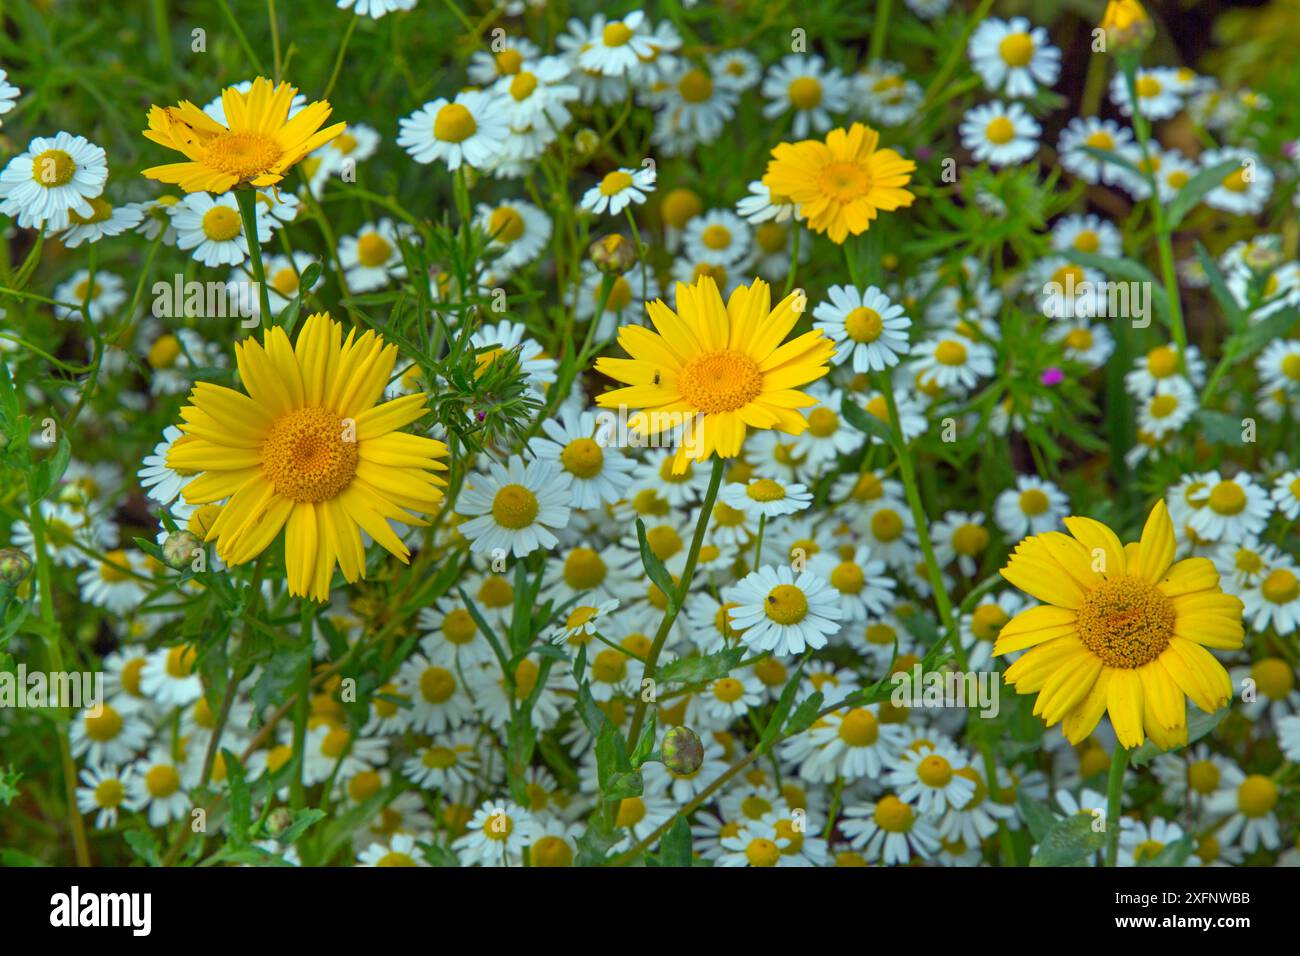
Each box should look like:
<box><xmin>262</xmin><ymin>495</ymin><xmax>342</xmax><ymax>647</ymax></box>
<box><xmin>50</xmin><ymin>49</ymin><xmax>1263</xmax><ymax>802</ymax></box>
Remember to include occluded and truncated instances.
<box><xmin>1</xmin><ymin>0</ymin><xmax>1298</xmax><ymax>871</ymax></box>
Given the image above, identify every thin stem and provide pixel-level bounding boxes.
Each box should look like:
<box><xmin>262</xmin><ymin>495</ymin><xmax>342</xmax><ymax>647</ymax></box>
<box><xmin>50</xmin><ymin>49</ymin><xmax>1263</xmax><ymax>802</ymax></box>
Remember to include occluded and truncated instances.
<box><xmin>235</xmin><ymin>189</ymin><xmax>274</xmax><ymax>327</ymax></box>
<box><xmin>267</xmin><ymin>0</ymin><xmax>282</xmax><ymax>83</ymax></box>
<box><xmin>322</xmin><ymin>15</ymin><xmax>359</xmax><ymax>100</ymax></box>
<box><xmin>782</xmin><ymin>226</ymin><xmax>801</xmax><ymax>297</ymax></box>
<box><xmin>869</xmin><ymin>0</ymin><xmax>892</xmax><ymax>62</ymax></box>
<box><xmin>625</xmin><ymin>455</ymin><xmax>726</xmax><ymax>748</ymax></box>
<box><xmin>1105</xmin><ymin>745</ymin><xmax>1131</xmax><ymax>866</ymax></box>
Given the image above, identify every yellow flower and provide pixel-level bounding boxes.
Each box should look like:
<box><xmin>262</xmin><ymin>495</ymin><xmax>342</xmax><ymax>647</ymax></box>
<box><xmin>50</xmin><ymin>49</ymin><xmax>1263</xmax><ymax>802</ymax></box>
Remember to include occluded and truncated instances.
<box><xmin>142</xmin><ymin>77</ymin><xmax>345</xmax><ymax>194</ymax></box>
<box><xmin>166</xmin><ymin>313</ymin><xmax>447</xmax><ymax>601</ymax></box>
<box><xmin>761</xmin><ymin>122</ymin><xmax>915</xmax><ymax>245</ymax></box>
<box><xmin>594</xmin><ymin>275</ymin><xmax>834</xmax><ymax>473</ymax></box>
<box><xmin>995</xmin><ymin>499</ymin><xmax>1243</xmax><ymax>750</ymax></box>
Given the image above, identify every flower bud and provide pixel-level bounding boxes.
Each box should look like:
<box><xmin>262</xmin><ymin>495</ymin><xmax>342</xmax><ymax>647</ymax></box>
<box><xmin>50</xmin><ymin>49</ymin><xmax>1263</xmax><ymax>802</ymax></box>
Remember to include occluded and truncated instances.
<box><xmin>162</xmin><ymin>530</ymin><xmax>202</xmax><ymax>570</ymax></box>
<box><xmin>588</xmin><ymin>234</ymin><xmax>637</xmax><ymax>275</ymax></box>
<box><xmin>266</xmin><ymin>807</ymin><xmax>294</xmax><ymax>838</ymax></box>
<box><xmin>573</xmin><ymin>128</ymin><xmax>600</xmax><ymax>160</ymax></box>
<box><xmin>0</xmin><ymin>547</ymin><xmax>33</xmax><ymax>586</ymax></box>
<box><xmin>660</xmin><ymin>725</ymin><xmax>704</xmax><ymax>775</ymax></box>
<box><xmin>1100</xmin><ymin>0</ymin><xmax>1154</xmax><ymax>55</ymax></box>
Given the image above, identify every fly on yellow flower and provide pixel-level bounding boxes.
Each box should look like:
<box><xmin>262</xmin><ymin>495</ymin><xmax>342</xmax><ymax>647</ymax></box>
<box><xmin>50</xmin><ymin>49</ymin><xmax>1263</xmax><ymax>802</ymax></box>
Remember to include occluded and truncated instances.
<box><xmin>142</xmin><ymin>77</ymin><xmax>346</xmax><ymax>194</ymax></box>
<box><xmin>594</xmin><ymin>275</ymin><xmax>835</xmax><ymax>473</ymax></box>
<box><xmin>762</xmin><ymin>122</ymin><xmax>915</xmax><ymax>245</ymax></box>
<box><xmin>995</xmin><ymin>499</ymin><xmax>1243</xmax><ymax>750</ymax></box>
<box><xmin>166</xmin><ymin>313</ymin><xmax>447</xmax><ymax>602</ymax></box>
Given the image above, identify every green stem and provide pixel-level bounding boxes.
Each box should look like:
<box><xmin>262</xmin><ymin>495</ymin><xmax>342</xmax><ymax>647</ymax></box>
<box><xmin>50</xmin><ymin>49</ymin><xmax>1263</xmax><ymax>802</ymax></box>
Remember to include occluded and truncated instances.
<box><xmin>1105</xmin><ymin>745</ymin><xmax>1130</xmax><ymax>866</ymax></box>
<box><xmin>625</xmin><ymin>455</ymin><xmax>726</xmax><ymax>748</ymax></box>
<box><xmin>290</xmin><ymin>601</ymin><xmax>315</xmax><ymax>810</ymax></box>
<box><xmin>782</xmin><ymin>226</ymin><xmax>802</xmax><ymax>297</ymax></box>
<box><xmin>235</xmin><ymin>189</ymin><xmax>274</xmax><ymax>328</ymax></box>
<box><xmin>869</xmin><ymin>0</ymin><xmax>892</xmax><ymax>62</ymax></box>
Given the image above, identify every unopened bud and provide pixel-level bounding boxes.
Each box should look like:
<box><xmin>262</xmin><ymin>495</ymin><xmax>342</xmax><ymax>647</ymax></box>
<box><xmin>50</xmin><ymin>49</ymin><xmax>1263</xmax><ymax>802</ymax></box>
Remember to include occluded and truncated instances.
<box><xmin>1101</xmin><ymin>0</ymin><xmax>1154</xmax><ymax>55</ymax></box>
<box><xmin>589</xmin><ymin>234</ymin><xmax>637</xmax><ymax>275</ymax></box>
<box><xmin>660</xmin><ymin>725</ymin><xmax>704</xmax><ymax>775</ymax></box>
<box><xmin>573</xmin><ymin>128</ymin><xmax>600</xmax><ymax>160</ymax></box>
<box><xmin>0</xmin><ymin>547</ymin><xmax>33</xmax><ymax>586</ymax></box>
<box><xmin>266</xmin><ymin>807</ymin><xmax>293</xmax><ymax>837</ymax></box>
<box><xmin>163</xmin><ymin>530</ymin><xmax>202</xmax><ymax>570</ymax></box>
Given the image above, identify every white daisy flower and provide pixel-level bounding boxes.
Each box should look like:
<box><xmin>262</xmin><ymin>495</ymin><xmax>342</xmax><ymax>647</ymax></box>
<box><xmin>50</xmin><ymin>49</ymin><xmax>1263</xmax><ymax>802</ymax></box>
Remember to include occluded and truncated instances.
<box><xmin>69</xmin><ymin>702</ymin><xmax>149</xmax><ymax>767</ymax></box>
<box><xmin>338</xmin><ymin>219</ymin><xmax>409</xmax><ymax>292</ymax></box>
<box><xmin>809</xmin><ymin>545</ymin><xmax>895</xmax><ymax>622</ymax></box>
<box><xmin>128</xmin><ymin>748</ymin><xmax>191</xmax><ymax>826</ymax></box>
<box><xmin>932</xmin><ymin>510</ymin><xmax>991</xmax><ymax>577</ymax></box>
<box><xmin>529</xmin><ymin>408</ymin><xmax>636</xmax><ymax>510</ymax></box>
<box><xmin>1111</xmin><ymin>67</ymin><xmax>1183</xmax><ymax>120</ymax></box>
<box><xmin>1136</xmin><ymin>377</ymin><xmax>1197</xmax><ymax>438</ymax></box>
<box><xmin>1056</xmin><ymin>117</ymin><xmax>1138</xmax><ymax>186</ymax></box>
<box><xmin>814</xmin><ymin>284</ymin><xmax>911</xmax><ymax>373</ymax></box>
<box><xmin>1241</xmin><ymin>557</ymin><xmax>1300</xmax><ymax>635</ymax></box>
<box><xmin>1206</xmin><ymin>768</ymin><xmax>1281</xmax><ymax>853</ymax></box>
<box><xmin>476</xmin><ymin>200</ymin><xmax>552</xmax><ymax>273</ymax></box>
<box><xmin>1047</xmin><ymin>320</ymin><xmax>1115</xmax><ymax>370</ymax></box>
<box><xmin>725</xmin><ymin>564</ymin><xmax>842</xmax><ymax>656</ymax></box>
<box><xmin>56</xmin><ymin>196</ymin><xmax>144</xmax><ymax>247</ymax></box>
<box><xmin>544</xmin><ymin>597</ymin><xmax>620</xmax><ymax>647</ymax></box>
<box><xmin>1201</xmin><ymin>148</ymin><xmax>1273</xmax><ymax>216</ymax></box>
<box><xmin>397</xmin><ymin>90</ymin><xmax>510</xmax><ymax>171</ymax></box>
<box><xmin>790</xmin><ymin>388</ymin><xmax>865</xmax><ymax>468</ymax></box>
<box><xmin>967</xmin><ymin>17</ymin><xmax>1060</xmax><ymax>98</ymax></box>
<box><xmin>396</xmin><ymin>653</ymin><xmax>475</xmax><ymax>733</ymax></box>
<box><xmin>76</xmin><ymin>763</ymin><xmax>138</xmax><ymax>829</ymax></box>
<box><xmin>356</xmin><ymin>832</ymin><xmax>429</xmax><ymax>867</ymax></box>
<box><xmin>171</xmin><ymin>191</ymin><xmax>272</xmax><ymax>268</ymax></box>
<box><xmin>0</xmin><ymin>131</ymin><xmax>107</xmax><ymax>230</ymax></box>
<box><xmin>761</xmin><ymin>54</ymin><xmax>850</xmax><ymax>138</ymax></box>
<box><xmin>0</xmin><ymin>69</ymin><xmax>18</xmax><ymax>123</ymax></box>
<box><xmin>76</xmin><ymin>549</ymin><xmax>148</xmax><ymax>614</ymax></box>
<box><xmin>1271</xmin><ymin>469</ymin><xmax>1300</xmax><ymax>520</ymax></box>
<box><xmin>402</xmin><ymin>729</ymin><xmax>480</xmax><ymax>791</ymax></box>
<box><xmin>994</xmin><ymin>475</ymin><xmax>1069</xmax><ymax>540</ymax></box>
<box><xmin>910</xmin><ymin>335</ymin><xmax>995</xmax><ymax>391</ymax></box>
<box><xmin>736</xmin><ymin>179</ymin><xmax>800</xmax><ymax>224</ymax></box>
<box><xmin>855</xmin><ymin>61</ymin><xmax>924</xmax><ymax>127</ymax></box>
<box><xmin>576</xmin><ymin>11</ymin><xmax>655</xmax><ymax>77</ymax></box>
<box><xmin>1051</xmin><ymin>213</ymin><xmax>1123</xmax><ymax>258</ymax></box>
<box><xmin>1125</xmin><ymin>343</ymin><xmax>1206</xmax><ymax>397</ymax></box>
<box><xmin>841</xmin><ymin>794</ymin><xmax>941</xmax><ymax>865</ymax></box>
<box><xmin>53</xmin><ymin>270</ymin><xmax>126</xmax><ymax>322</ymax></box>
<box><xmin>959</xmin><ymin>100</ymin><xmax>1040</xmax><ymax>166</ymax></box>
<box><xmin>468</xmin><ymin>37</ymin><xmax>541</xmax><ymax>84</ymax></box>
<box><xmin>717</xmin><ymin>817</ymin><xmax>791</xmax><ymax>867</ymax></box>
<box><xmin>139</xmin><ymin>644</ymin><xmax>203</xmax><ymax>708</ymax></box>
<box><xmin>1186</xmin><ymin>471</ymin><xmax>1272</xmax><ymax>543</ymax></box>
<box><xmin>719</xmin><ymin>476</ymin><xmax>812</xmax><ymax>520</ymax></box>
<box><xmin>580</xmin><ymin>165</ymin><xmax>656</xmax><ymax>216</ymax></box>
<box><xmin>456</xmin><ymin>456</ymin><xmax>572</xmax><ymax>558</ymax></box>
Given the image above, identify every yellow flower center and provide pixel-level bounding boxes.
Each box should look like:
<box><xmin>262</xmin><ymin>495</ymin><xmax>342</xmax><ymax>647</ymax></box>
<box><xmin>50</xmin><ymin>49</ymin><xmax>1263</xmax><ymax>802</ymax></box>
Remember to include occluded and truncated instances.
<box><xmin>270</xmin><ymin>267</ymin><xmax>300</xmax><ymax>296</ymax></box>
<box><xmin>1065</xmin><ymin>327</ymin><xmax>1094</xmax><ymax>351</ymax></box>
<box><xmin>1076</xmin><ymin>575</ymin><xmax>1175</xmax><ymax>668</ymax></box>
<box><xmin>968</xmin><ymin>603</ymin><xmax>1008</xmax><ymax>643</ymax></box>
<box><xmin>321</xmin><ymin>727</ymin><xmax>350</xmax><ymax>759</ymax></box>
<box><xmin>422</xmin><ymin>746</ymin><xmax>456</xmax><ymax>770</ymax></box>
<box><xmin>491</xmin><ymin>484</ymin><xmax>539</xmax><ymax>529</ymax></box>
<box><xmin>844</xmin><ymin>306</ymin><xmax>884</xmax><ymax>343</ymax></box>
<box><xmin>817</xmin><ymin>160</ymin><xmax>872</xmax><ymax>201</ymax></box>
<box><xmin>509</xmin><ymin>71</ymin><xmax>538</xmax><ymax>101</ymax></box>
<box><xmin>487</xmin><ymin>206</ymin><xmax>526</xmax><ymax>244</ymax></box>
<box><xmin>166</xmin><ymin>644</ymin><xmax>197</xmax><ymax>678</ymax></box>
<box><xmin>764</xmin><ymin>584</ymin><xmax>808</xmax><ymax>625</ymax></box>
<box><xmin>201</xmin><ymin>205</ymin><xmax>243</xmax><ymax>242</ymax></box>
<box><xmin>496</xmin><ymin>48</ymin><xmax>523</xmax><ymax>74</ymax></box>
<box><xmin>1280</xmin><ymin>354</ymin><xmax>1300</xmax><ymax>381</ymax></box>
<box><xmin>871</xmin><ymin>508</ymin><xmax>903</xmax><ymax>542</ymax></box>
<box><xmin>1136</xmin><ymin>75</ymin><xmax>1162</xmax><ymax>97</ymax></box>
<box><xmin>68</xmin><ymin>196</ymin><xmax>113</xmax><ymax>225</ymax></box>
<box><xmin>935</xmin><ymin>340</ymin><xmax>968</xmax><ymax>366</ymax></box>
<box><xmin>97</xmin><ymin>549</ymin><xmax>131</xmax><ymax>583</ymax></box>
<box><xmin>985</xmin><ymin>116</ymin><xmax>1015</xmax><ymax>145</ymax></box>
<box><xmin>202</xmin><ymin>130</ymin><xmax>285</xmax><ymax>182</ymax></box>
<box><xmin>1148</xmin><ymin>394</ymin><xmax>1178</xmax><ymax>419</ymax></box>
<box><xmin>532</xmin><ymin>835</ymin><xmax>573</xmax><ymax>867</ymax></box>
<box><xmin>145</xmin><ymin>764</ymin><xmax>180</xmax><ymax>798</ymax></box>
<box><xmin>1221</xmin><ymin>169</ymin><xmax>1249</xmax><ymax>193</ymax></box>
<box><xmin>998</xmin><ymin>32</ymin><xmax>1035</xmax><ymax>67</ymax></box>
<box><xmin>700</xmin><ymin>224</ymin><xmax>732</xmax><ymax>250</ymax></box>
<box><xmin>441</xmin><ymin>608</ymin><xmax>478</xmax><ymax>645</ymax></box>
<box><xmin>1206</xmin><ymin>481</ymin><xmax>1246</xmax><ymax>516</ymax></box>
<box><xmin>563</xmin><ymin>548</ymin><xmax>606</xmax><ymax>589</ymax></box>
<box><xmin>713</xmin><ymin>677</ymin><xmax>745</xmax><ymax>703</ymax></box>
<box><xmin>1166</xmin><ymin>169</ymin><xmax>1189</xmax><ymax>188</ymax></box>
<box><xmin>603</xmin><ymin>22</ymin><xmax>634</xmax><ymax>46</ymax></box>
<box><xmin>787</xmin><ymin>75</ymin><xmax>823</xmax><ymax>109</ymax></box>
<box><xmin>677</xmin><ymin>350</ymin><xmax>763</xmax><ymax>414</ymax></box>
<box><xmin>1018</xmin><ymin>488</ymin><xmax>1050</xmax><ymax>516</ymax></box>
<box><xmin>745</xmin><ymin>838</ymin><xmax>781</xmax><ymax>867</ymax></box>
<box><xmin>838</xmin><ymin>708</ymin><xmax>879</xmax><ymax>746</ymax></box>
<box><xmin>645</xmin><ymin>524</ymin><xmax>683</xmax><ymax>561</ymax></box>
<box><xmin>917</xmin><ymin>754</ymin><xmax>953</xmax><ymax>787</ymax></box>
<box><xmin>1261</xmin><ymin>569</ymin><xmax>1299</xmax><ymax>605</ymax></box>
<box><xmin>830</xmin><ymin>561</ymin><xmax>864</xmax><ymax>594</ymax></box>
<box><xmin>561</xmin><ymin>437</ymin><xmax>604</xmax><ymax>478</ymax></box>
<box><xmin>952</xmin><ymin>523</ymin><xmax>988</xmax><ymax>556</ymax></box>
<box><xmin>1073</xmin><ymin>230</ymin><xmax>1100</xmax><ymax>253</ymax></box>
<box><xmin>1238</xmin><ymin>774</ymin><xmax>1278</xmax><ymax>818</ymax></box>
<box><xmin>262</xmin><ymin>407</ymin><xmax>359</xmax><ymax>503</ymax></box>
<box><xmin>600</xmin><ymin>170</ymin><xmax>633</xmax><ymax>196</ymax></box>
<box><xmin>746</xmin><ymin>478</ymin><xmax>787</xmax><ymax>502</ymax></box>
<box><xmin>873</xmin><ymin>795</ymin><xmax>914</xmax><ymax>833</ymax></box>
<box><xmin>592</xmin><ymin>648</ymin><xmax>627</xmax><ymax>683</ymax></box>
<box><xmin>357</xmin><ymin>232</ymin><xmax>392</xmax><ymax>267</ymax></box>
<box><xmin>94</xmin><ymin>778</ymin><xmax>125</xmax><ymax>808</ymax></box>
<box><xmin>679</xmin><ymin>68</ymin><xmax>713</xmax><ymax>103</ymax></box>
<box><xmin>1146</xmin><ymin>346</ymin><xmax>1177</xmax><ymax>378</ymax></box>
<box><xmin>756</xmin><ymin>221</ymin><xmax>786</xmax><ymax>254</ymax></box>
<box><xmin>1084</xmin><ymin>130</ymin><xmax>1115</xmax><ymax>150</ymax></box>
<box><xmin>434</xmin><ymin>103</ymin><xmax>477</xmax><ymax>143</ymax></box>
<box><xmin>1187</xmin><ymin>759</ymin><xmax>1220</xmax><ymax>795</ymax></box>
<box><xmin>32</xmin><ymin>148</ymin><xmax>77</xmax><ymax>187</ymax></box>
<box><xmin>483</xmin><ymin>811</ymin><xmax>514</xmax><ymax>841</ymax></box>
<box><xmin>85</xmin><ymin>705</ymin><xmax>123</xmax><ymax>742</ymax></box>
<box><xmin>419</xmin><ymin>666</ymin><xmax>456</xmax><ymax>704</ymax></box>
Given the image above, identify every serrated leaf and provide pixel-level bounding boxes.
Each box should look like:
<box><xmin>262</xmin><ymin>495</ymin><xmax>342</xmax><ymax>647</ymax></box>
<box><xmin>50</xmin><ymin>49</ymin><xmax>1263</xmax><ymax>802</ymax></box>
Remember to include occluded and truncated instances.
<box><xmin>1029</xmin><ymin>812</ymin><xmax>1105</xmax><ymax>867</ymax></box>
<box><xmin>783</xmin><ymin>691</ymin><xmax>824</xmax><ymax>737</ymax></box>
<box><xmin>658</xmin><ymin>816</ymin><xmax>692</xmax><ymax>868</ymax></box>
<box><xmin>635</xmin><ymin>518</ymin><xmax>677</xmax><ymax>600</ymax></box>
<box><xmin>655</xmin><ymin>646</ymin><xmax>744</xmax><ymax>685</ymax></box>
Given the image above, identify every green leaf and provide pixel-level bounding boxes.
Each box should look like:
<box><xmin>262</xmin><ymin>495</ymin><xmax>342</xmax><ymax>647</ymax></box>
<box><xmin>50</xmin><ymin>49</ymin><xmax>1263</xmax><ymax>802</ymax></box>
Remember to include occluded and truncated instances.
<box><xmin>655</xmin><ymin>646</ymin><xmax>744</xmax><ymax>685</ymax></box>
<box><xmin>631</xmin><ymin>710</ymin><xmax>658</xmax><ymax>767</ymax></box>
<box><xmin>1129</xmin><ymin>707</ymin><xmax>1227</xmax><ymax>767</ymax></box>
<box><xmin>1194</xmin><ymin>242</ymin><xmax>1247</xmax><ymax>333</ymax></box>
<box><xmin>1138</xmin><ymin>834</ymin><xmax>1194</xmax><ymax>867</ymax></box>
<box><xmin>783</xmin><ymin>691</ymin><xmax>824</xmax><ymax>737</ymax></box>
<box><xmin>275</xmin><ymin>808</ymin><xmax>327</xmax><ymax>846</ymax></box>
<box><xmin>1029</xmin><ymin>812</ymin><xmax>1105</xmax><ymax>867</ymax></box>
<box><xmin>635</xmin><ymin>518</ymin><xmax>677</xmax><ymax>601</ymax></box>
<box><xmin>1079</xmin><ymin>144</ymin><xmax>1142</xmax><ymax>178</ymax></box>
<box><xmin>657</xmin><ymin>816</ymin><xmax>693</xmax><ymax>868</ymax></box>
<box><xmin>758</xmin><ymin>657</ymin><xmax>808</xmax><ymax>753</ymax></box>
<box><xmin>1165</xmin><ymin>159</ymin><xmax>1241</xmax><ymax>229</ymax></box>
<box><xmin>840</xmin><ymin>391</ymin><xmax>899</xmax><ymax>452</ymax></box>
<box><xmin>26</xmin><ymin>432</ymin><xmax>71</xmax><ymax>504</ymax></box>
<box><xmin>223</xmin><ymin>748</ymin><xmax>251</xmax><ymax>847</ymax></box>
<box><xmin>1223</xmin><ymin>307</ymin><xmax>1299</xmax><ymax>364</ymax></box>
<box><xmin>124</xmin><ymin>828</ymin><xmax>163</xmax><ymax>867</ymax></box>
<box><xmin>0</xmin><ymin>849</ymin><xmax>44</xmax><ymax>866</ymax></box>
<box><xmin>1018</xmin><ymin>793</ymin><xmax>1061</xmax><ymax>843</ymax></box>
